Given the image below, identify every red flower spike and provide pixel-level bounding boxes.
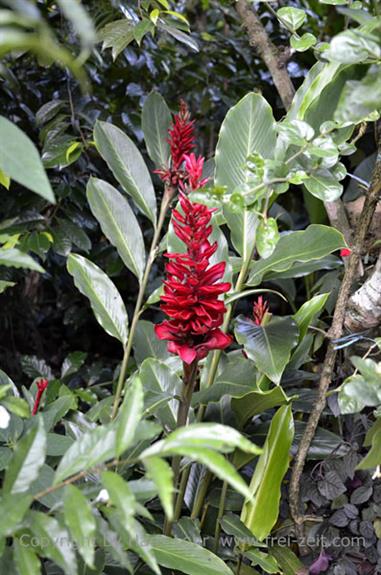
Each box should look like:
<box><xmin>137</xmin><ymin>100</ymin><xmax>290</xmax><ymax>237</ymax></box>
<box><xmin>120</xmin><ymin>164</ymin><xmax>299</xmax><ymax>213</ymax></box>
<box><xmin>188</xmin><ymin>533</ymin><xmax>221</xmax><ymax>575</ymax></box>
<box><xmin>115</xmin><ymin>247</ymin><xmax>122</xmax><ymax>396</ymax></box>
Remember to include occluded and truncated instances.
<box><xmin>182</xmin><ymin>153</ymin><xmax>208</xmax><ymax>191</ymax></box>
<box><xmin>155</xmin><ymin>193</ymin><xmax>232</xmax><ymax>364</ymax></box>
<box><xmin>154</xmin><ymin>100</ymin><xmax>196</xmax><ymax>187</ymax></box>
<box><xmin>253</xmin><ymin>296</ymin><xmax>269</xmax><ymax>326</ymax></box>
<box><xmin>32</xmin><ymin>378</ymin><xmax>49</xmax><ymax>416</ymax></box>
<box><xmin>340</xmin><ymin>248</ymin><xmax>352</xmax><ymax>257</ymax></box>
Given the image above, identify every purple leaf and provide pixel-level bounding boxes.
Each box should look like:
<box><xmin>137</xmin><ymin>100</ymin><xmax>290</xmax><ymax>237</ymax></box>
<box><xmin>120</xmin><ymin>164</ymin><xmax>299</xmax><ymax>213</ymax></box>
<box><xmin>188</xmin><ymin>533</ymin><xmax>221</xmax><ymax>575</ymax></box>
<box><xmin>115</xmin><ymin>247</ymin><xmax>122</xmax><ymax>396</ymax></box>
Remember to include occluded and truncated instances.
<box><xmin>309</xmin><ymin>549</ymin><xmax>331</xmax><ymax>574</ymax></box>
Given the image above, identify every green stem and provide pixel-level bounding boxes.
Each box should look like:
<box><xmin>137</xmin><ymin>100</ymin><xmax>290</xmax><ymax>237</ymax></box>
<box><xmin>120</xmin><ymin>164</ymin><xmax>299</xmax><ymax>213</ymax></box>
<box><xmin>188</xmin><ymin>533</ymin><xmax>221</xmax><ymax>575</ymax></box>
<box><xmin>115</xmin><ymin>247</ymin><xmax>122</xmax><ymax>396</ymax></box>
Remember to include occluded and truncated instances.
<box><xmin>164</xmin><ymin>360</ymin><xmax>198</xmax><ymax>535</ymax></box>
<box><xmin>191</xmin><ymin>224</ymin><xmax>257</xmax><ymax>518</ymax></box>
<box><xmin>214</xmin><ymin>480</ymin><xmax>228</xmax><ymax>553</ymax></box>
<box><xmin>111</xmin><ymin>187</ymin><xmax>174</xmax><ymax>420</ymax></box>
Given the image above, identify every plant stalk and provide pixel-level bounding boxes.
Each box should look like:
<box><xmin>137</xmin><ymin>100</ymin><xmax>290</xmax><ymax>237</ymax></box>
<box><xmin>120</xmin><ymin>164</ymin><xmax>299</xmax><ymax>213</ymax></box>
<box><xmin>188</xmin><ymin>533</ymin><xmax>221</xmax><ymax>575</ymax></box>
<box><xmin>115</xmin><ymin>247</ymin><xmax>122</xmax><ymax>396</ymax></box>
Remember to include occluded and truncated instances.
<box><xmin>111</xmin><ymin>186</ymin><xmax>174</xmax><ymax>420</ymax></box>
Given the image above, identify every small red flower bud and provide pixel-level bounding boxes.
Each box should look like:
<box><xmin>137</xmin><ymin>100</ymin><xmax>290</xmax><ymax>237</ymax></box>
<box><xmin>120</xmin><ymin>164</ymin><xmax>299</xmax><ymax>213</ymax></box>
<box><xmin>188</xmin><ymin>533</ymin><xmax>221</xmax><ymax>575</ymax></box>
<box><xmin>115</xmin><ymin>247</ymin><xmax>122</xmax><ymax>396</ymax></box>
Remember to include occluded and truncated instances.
<box><xmin>32</xmin><ymin>378</ymin><xmax>49</xmax><ymax>416</ymax></box>
<box><xmin>253</xmin><ymin>296</ymin><xmax>269</xmax><ymax>326</ymax></box>
<box><xmin>340</xmin><ymin>248</ymin><xmax>352</xmax><ymax>257</ymax></box>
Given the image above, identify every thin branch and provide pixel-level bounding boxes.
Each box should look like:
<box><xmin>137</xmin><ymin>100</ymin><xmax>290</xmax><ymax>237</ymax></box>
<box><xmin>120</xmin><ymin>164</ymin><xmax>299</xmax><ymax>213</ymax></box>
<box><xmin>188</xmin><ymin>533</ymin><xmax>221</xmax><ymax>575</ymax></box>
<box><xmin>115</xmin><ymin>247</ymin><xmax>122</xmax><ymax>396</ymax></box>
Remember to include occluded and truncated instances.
<box><xmin>289</xmin><ymin>141</ymin><xmax>381</xmax><ymax>546</ymax></box>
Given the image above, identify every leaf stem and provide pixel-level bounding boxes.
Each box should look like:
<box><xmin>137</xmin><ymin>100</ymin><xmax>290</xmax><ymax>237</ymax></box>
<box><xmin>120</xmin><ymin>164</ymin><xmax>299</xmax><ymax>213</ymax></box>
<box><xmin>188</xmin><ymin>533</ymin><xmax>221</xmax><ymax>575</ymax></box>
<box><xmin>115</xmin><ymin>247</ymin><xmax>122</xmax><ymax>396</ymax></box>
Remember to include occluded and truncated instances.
<box><xmin>111</xmin><ymin>186</ymin><xmax>174</xmax><ymax>419</ymax></box>
<box><xmin>214</xmin><ymin>480</ymin><xmax>228</xmax><ymax>553</ymax></box>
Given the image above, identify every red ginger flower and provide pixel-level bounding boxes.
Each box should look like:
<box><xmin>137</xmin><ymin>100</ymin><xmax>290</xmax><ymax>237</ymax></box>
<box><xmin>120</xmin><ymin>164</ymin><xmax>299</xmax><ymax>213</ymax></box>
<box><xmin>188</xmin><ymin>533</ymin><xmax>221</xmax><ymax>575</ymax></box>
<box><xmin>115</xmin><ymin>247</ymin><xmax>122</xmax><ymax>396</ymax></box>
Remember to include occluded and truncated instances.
<box><xmin>155</xmin><ymin>193</ymin><xmax>232</xmax><ymax>364</ymax></box>
<box><xmin>32</xmin><ymin>378</ymin><xmax>49</xmax><ymax>416</ymax></box>
<box><xmin>253</xmin><ymin>296</ymin><xmax>269</xmax><ymax>326</ymax></box>
<box><xmin>182</xmin><ymin>153</ymin><xmax>209</xmax><ymax>191</ymax></box>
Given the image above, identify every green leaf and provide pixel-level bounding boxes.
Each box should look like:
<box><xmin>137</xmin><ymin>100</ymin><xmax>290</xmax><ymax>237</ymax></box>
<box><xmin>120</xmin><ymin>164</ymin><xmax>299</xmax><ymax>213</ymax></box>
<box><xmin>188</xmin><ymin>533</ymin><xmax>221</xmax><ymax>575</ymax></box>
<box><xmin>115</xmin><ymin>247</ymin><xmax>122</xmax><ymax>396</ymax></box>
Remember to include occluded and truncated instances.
<box><xmin>232</xmin><ymin>386</ymin><xmax>289</xmax><ymax>428</ymax></box>
<box><xmin>2</xmin><ymin>396</ymin><xmax>30</xmax><ymax>418</ymax></box>
<box><xmin>244</xmin><ymin>549</ymin><xmax>279</xmax><ymax>574</ymax></box>
<box><xmin>304</xmin><ymin>169</ymin><xmax>343</xmax><ymax>202</ymax></box>
<box><xmin>67</xmin><ymin>253</ymin><xmax>128</xmax><ymax>345</ymax></box>
<box><xmin>293</xmin><ymin>293</ymin><xmax>329</xmax><ymax>339</ymax></box>
<box><xmin>150</xmin><ymin>535</ymin><xmax>234</xmax><ymax>575</ymax></box>
<box><xmin>241</xmin><ymin>405</ymin><xmax>294</xmax><ymax>541</ymax></box>
<box><xmin>87</xmin><ymin>177</ymin><xmax>146</xmax><ymax>281</ymax></box>
<box><xmin>144</xmin><ymin>456</ymin><xmax>174</xmax><ymax>520</ymax></box>
<box><xmin>141</xmin><ymin>423</ymin><xmax>262</xmax><ymax>457</ymax></box>
<box><xmin>63</xmin><ymin>485</ymin><xmax>96</xmax><ymax>568</ymax></box>
<box><xmin>223</xmin><ymin>206</ymin><xmax>258</xmax><ymax>258</ymax></box>
<box><xmin>101</xmin><ymin>471</ymin><xmax>136</xmax><ymax>525</ymax></box>
<box><xmin>94</xmin><ymin>121</ymin><xmax>157</xmax><ymax>223</ymax></box>
<box><xmin>326</xmin><ymin>28</ymin><xmax>381</xmax><ymax>64</ymax></box>
<box><xmin>235</xmin><ymin>316</ymin><xmax>299</xmax><ymax>385</ymax></box>
<box><xmin>133</xmin><ymin>320</ymin><xmax>172</xmax><ymax>364</ymax></box>
<box><xmin>339</xmin><ymin>356</ymin><xmax>381</xmax><ymax>414</ymax></box>
<box><xmin>0</xmin><ymin>248</ymin><xmax>44</xmax><ymax>272</ymax></box>
<box><xmin>139</xmin><ymin>358</ymin><xmax>182</xmax><ymax>429</ymax></box>
<box><xmin>268</xmin><ymin>546</ymin><xmax>305</xmax><ymax>575</ymax></box>
<box><xmin>0</xmin><ymin>280</ymin><xmax>15</xmax><ymax>293</ymax></box>
<box><xmin>335</xmin><ymin>66</ymin><xmax>381</xmax><ymax>125</ymax></box>
<box><xmin>54</xmin><ymin>423</ymin><xmax>116</xmax><ymax>483</ymax></box>
<box><xmin>30</xmin><ymin>512</ymin><xmax>78</xmax><ymax>575</ymax></box>
<box><xmin>215</xmin><ymin>93</ymin><xmax>277</xmax><ymax>192</ymax></box>
<box><xmin>115</xmin><ymin>376</ymin><xmax>144</xmax><ymax>456</ymax></box>
<box><xmin>99</xmin><ymin>19</ymin><xmax>135</xmax><ymax>59</ymax></box>
<box><xmin>13</xmin><ymin>539</ymin><xmax>41</xmax><ymax>575</ymax></box>
<box><xmin>290</xmin><ymin>33</ymin><xmax>316</xmax><ymax>52</ymax></box>
<box><xmin>4</xmin><ymin>417</ymin><xmax>47</xmax><ymax>494</ymax></box>
<box><xmin>0</xmin><ymin>493</ymin><xmax>32</xmax><ymax>537</ymax></box>
<box><xmin>142</xmin><ymin>91</ymin><xmax>172</xmax><ymax>168</ymax></box>
<box><xmin>57</xmin><ymin>0</ymin><xmax>95</xmax><ymax>50</ymax></box>
<box><xmin>0</xmin><ymin>116</ymin><xmax>55</xmax><ymax>203</ymax></box>
<box><xmin>247</xmin><ymin>225</ymin><xmax>346</xmax><ymax>286</ymax></box>
<box><xmin>256</xmin><ymin>218</ymin><xmax>279</xmax><ymax>259</ymax></box>
<box><xmin>357</xmin><ymin>428</ymin><xmax>381</xmax><ymax>470</ymax></box>
<box><xmin>277</xmin><ymin>7</ymin><xmax>306</xmax><ymax>31</ymax></box>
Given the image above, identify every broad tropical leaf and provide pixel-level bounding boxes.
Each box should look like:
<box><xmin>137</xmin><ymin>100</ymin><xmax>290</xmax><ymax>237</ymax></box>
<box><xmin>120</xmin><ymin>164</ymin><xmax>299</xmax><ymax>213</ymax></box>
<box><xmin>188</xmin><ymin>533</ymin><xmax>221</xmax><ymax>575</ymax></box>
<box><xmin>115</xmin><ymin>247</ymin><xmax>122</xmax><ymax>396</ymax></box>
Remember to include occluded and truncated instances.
<box><xmin>142</xmin><ymin>91</ymin><xmax>172</xmax><ymax>168</ymax></box>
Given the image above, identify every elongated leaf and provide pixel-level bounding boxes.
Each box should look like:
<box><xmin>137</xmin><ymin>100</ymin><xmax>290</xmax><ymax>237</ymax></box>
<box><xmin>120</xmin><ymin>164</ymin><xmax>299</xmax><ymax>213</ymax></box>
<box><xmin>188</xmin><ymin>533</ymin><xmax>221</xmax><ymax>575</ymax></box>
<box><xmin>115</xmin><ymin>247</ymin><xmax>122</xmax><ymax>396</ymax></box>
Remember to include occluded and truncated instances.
<box><xmin>247</xmin><ymin>225</ymin><xmax>346</xmax><ymax>286</ymax></box>
<box><xmin>150</xmin><ymin>535</ymin><xmax>234</xmax><ymax>575</ymax></box>
<box><xmin>94</xmin><ymin>121</ymin><xmax>157</xmax><ymax>223</ymax></box>
<box><xmin>67</xmin><ymin>253</ymin><xmax>128</xmax><ymax>345</ymax></box>
<box><xmin>141</xmin><ymin>423</ymin><xmax>262</xmax><ymax>457</ymax></box>
<box><xmin>357</xmin><ymin>428</ymin><xmax>381</xmax><ymax>470</ymax></box>
<box><xmin>241</xmin><ymin>405</ymin><xmax>294</xmax><ymax>541</ymax></box>
<box><xmin>268</xmin><ymin>546</ymin><xmax>305</xmax><ymax>575</ymax></box>
<box><xmin>139</xmin><ymin>358</ymin><xmax>182</xmax><ymax>428</ymax></box>
<box><xmin>0</xmin><ymin>248</ymin><xmax>44</xmax><ymax>272</ymax></box>
<box><xmin>0</xmin><ymin>116</ymin><xmax>55</xmax><ymax>203</ymax></box>
<box><xmin>13</xmin><ymin>539</ymin><xmax>41</xmax><ymax>575</ymax></box>
<box><xmin>54</xmin><ymin>424</ymin><xmax>116</xmax><ymax>483</ymax></box>
<box><xmin>232</xmin><ymin>386</ymin><xmax>289</xmax><ymax>427</ymax></box>
<box><xmin>142</xmin><ymin>92</ymin><xmax>171</xmax><ymax>168</ymax></box>
<box><xmin>101</xmin><ymin>471</ymin><xmax>136</xmax><ymax>525</ymax></box>
<box><xmin>144</xmin><ymin>456</ymin><xmax>174</xmax><ymax>520</ymax></box>
<box><xmin>244</xmin><ymin>549</ymin><xmax>279</xmax><ymax>574</ymax></box>
<box><xmin>215</xmin><ymin>93</ymin><xmax>276</xmax><ymax>192</ymax></box>
<box><xmin>116</xmin><ymin>376</ymin><xmax>144</xmax><ymax>456</ymax></box>
<box><xmin>4</xmin><ymin>417</ymin><xmax>46</xmax><ymax>494</ymax></box>
<box><xmin>87</xmin><ymin>178</ymin><xmax>146</xmax><ymax>281</ymax></box>
<box><xmin>0</xmin><ymin>493</ymin><xmax>32</xmax><ymax>538</ymax></box>
<box><xmin>223</xmin><ymin>206</ymin><xmax>258</xmax><ymax>258</ymax></box>
<box><xmin>235</xmin><ymin>316</ymin><xmax>299</xmax><ymax>385</ymax></box>
<box><xmin>30</xmin><ymin>512</ymin><xmax>77</xmax><ymax>575</ymax></box>
<box><xmin>63</xmin><ymin>485</ymin><xmax>96</xmax><ymax>568</ymax></box>
<box><xmin>293</xmin><ymin>293</ymin><xmax>329</xmax><ymax>339</ymax></box>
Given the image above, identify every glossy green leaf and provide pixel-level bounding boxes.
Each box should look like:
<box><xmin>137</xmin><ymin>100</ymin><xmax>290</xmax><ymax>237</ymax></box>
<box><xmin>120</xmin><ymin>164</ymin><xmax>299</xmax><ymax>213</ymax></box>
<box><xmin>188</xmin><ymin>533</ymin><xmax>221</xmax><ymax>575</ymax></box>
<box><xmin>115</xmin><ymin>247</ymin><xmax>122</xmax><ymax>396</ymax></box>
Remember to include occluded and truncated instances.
<box><xmin>87</xmin><ymin>178</ymin><xmax>146</xmax><ymax>281</ymax></box>
<box><xmin>0</xmin><ymin>493</ymin><xmax>32</xmax><ymax>538</ymax></box>
<box><xmin>54</xmin><ymin>423</ymin><xmax>116</xmax><ymax>483</ymax></box>
<box><xmin>326</xmin><ymin>28</ymin><xmax>381</xmax><ymax>64</ymax></box>
<box><xmin>150</xmin><ymin>535</ymin><xmax>234</xmax><ymax>575</ymax></box>
<box><xmin>0</xmin><ymin>248</ymin><xmax>44</xmax><ymax>272</ymax></box>
<box><xmin>293</xmin><ymin>293</ymin><xmax>329</xmax><ymax>339</ymax></box>
<box><xmin>256</xmin><ymin>218</ymin><xmax>279</xmax><ymax>259</ymax></box>
<box><xmin>339</xmin><ymin>356</ymin><xmax>381</xmax><ymax>414</ymax></box>
<box><xmin>223</xmin><ymin>206</ymin><xmax>258</xmax><ymax>258</ymax></box>
<box><xmin>4</xmin><ymin>417</ymin><xmax>46</xmax><ymax>494</ymax></box>
<box><xmin>357</xmin><ymin>428</ymin><xmax>381</xmax><ymax>470</ymax></box>
<box><xmin>133</xmin><ymin>320</ymin><xmax>170</xmax><ymax>364</ymax></box>
<box><xmin>13</xmin><ymin>539</ymin><xmax>41</xmax><ymax>575</ymax></box>
<box><xmin>115</xmin><ymin>376</ymin><xmax>144</xmax><ymax>456</ymax></box>
<box><xmin>101</xmin><ymin>471</ymin><xmax>136</xmax><ymax>525</ymax></box>
<box><xmin>144</xmin><ymin>456</ymin><xmax>174</xmax><ymax>520</ymax></box>
<box><xmin>235</xmin><ymin>316</ymin><xmax>299</xmax><ymax>385</ymax></box>
<box><xmin>142</xmin><ymin>91</ymin><xmax>172</xmax><ymax>168</ymax></box>
<box><xmin>0</xmin><ymin>116</ymin><xmax>55</xmax><ymax>203</ymax></box>
<box><xmin>335</xmin><ymin>66</ymin><xmax>381</xmax><ymax>125</ymax></box>
<box><xmin>290</xmin><ymin>33</ymin><xmax>316</xmax><ymax>52</ymax></box>
<box><xmin>139</xmin><ymin>358</ymin><xmax>182</xmax><ymax>429</ymax></box>
<box><xmin>215</xmin><ymin>93</ymin><xmax>277</xmax><ymax>192</ymax></box>
<box><xmin>63</xmin><ymin>485</ymin><xmax>96</xmax><ymax>568</ymax></box>
<box><xmin>241</xmin><ymin>405</ymin><xmax>294</xmax><ymax>541</ymax></box>
<box><xmin>244</xmin><ymin>549</ymin><xmax>279</xmax><ymax>574</ymax></box>
<box><xmin>67</xmin><ymin>254</ymin><xmax>128</xmax><ymax>345</ymax></box>
<box><xmin>268</xmin><ymin>546</ymin><xmax>305</xmax><ymax>575</ymax></box>
<box><xmin>277</xmin><ymin>7</ymin><xmax>306</xmax><ymax>31</ymax></box>
<box><xmin>247</xmin><ymin>225</ymin><xmax>346</xmax><ymax>286</ymax></box>
<box><xmin>99</xmin><ymin>19</ymin><xmax>135</xmax><ymax>59</ymax></box>
<box><xmin>304</xmin><ymin>169</ymin><xmax>343</xmax><ymax>202</ymax></box>
<box><xmin>30</xmin><ymin>512</ymin><xmax>77</xmax><ymax>575</ymax></box>
<box><xmin>232</xmin><ymin>386</ymin><xmax>289</xmax><ymax>427</ymax></box>
<box><xmin>94</xmin><ymin>121</ymin><xmax>156</xmax><ymax>223</ymax></box>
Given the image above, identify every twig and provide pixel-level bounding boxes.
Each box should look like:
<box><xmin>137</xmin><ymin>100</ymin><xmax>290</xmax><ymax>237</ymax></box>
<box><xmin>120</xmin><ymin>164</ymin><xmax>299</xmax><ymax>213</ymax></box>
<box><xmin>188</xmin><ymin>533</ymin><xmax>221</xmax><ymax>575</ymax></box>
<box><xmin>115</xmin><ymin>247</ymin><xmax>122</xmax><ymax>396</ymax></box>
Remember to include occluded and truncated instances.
<box><xmin>289</xmin><ymin>140</ymin><xmax>381</xmax><ymax>547</ymax></box>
